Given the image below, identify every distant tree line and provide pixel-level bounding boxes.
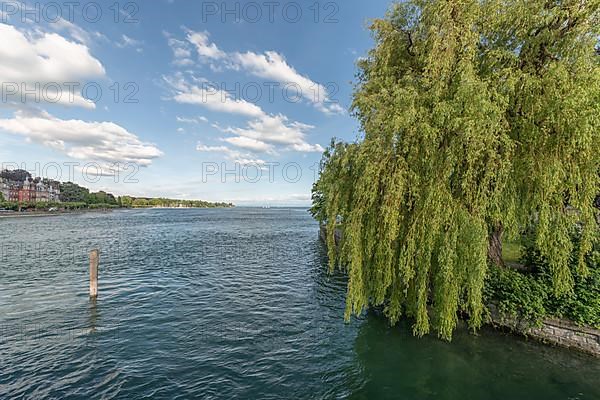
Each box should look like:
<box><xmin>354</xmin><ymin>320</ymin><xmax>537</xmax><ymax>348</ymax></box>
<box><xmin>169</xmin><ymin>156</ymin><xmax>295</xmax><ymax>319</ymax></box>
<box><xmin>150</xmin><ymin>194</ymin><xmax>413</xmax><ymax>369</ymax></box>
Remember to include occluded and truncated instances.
<box><xmin>120</xmin><ymin>196</ymin><xmax>233</xmax><ymax>208</ymax></box>
<box><xmin>1</xmin><ymin>173</ymin><xmax>233</xmax><ymax>211</ymax></box>
<box><xmin>1</xmin><ymin>169</ymin><xmax>31</xmax><ymax>182</ymax></box>
<box><xmin>58</xmin><ymin>182</ymin><xmax>117</xmax><ymax>205</ymax></box>
<box><xmin>58</xmin><ymin>182</ymin><xmax>233</xmax><ymax>209</ymax></box>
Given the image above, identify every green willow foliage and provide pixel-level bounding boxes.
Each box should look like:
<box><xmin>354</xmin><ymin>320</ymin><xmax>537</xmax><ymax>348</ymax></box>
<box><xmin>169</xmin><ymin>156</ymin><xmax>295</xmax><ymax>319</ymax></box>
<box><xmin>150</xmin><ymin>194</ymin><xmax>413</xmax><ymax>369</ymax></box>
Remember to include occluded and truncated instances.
<box><xmin>312</xmin><ymin>0</ymin><xmax>600</xmax><ymax>340</ymax></box>
<box><xmin>485</xmin><ymin>237</ymin><xmax>600</xmax><ymax>328</ymax></box>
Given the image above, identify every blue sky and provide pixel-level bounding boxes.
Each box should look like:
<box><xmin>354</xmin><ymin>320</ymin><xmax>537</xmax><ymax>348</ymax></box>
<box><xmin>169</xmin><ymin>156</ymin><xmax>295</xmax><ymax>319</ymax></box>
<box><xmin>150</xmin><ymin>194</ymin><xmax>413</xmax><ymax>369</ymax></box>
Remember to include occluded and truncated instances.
<box><xmin>0</xmin><ymin>0</ymin><xmax>389</xmax><ymax>205</ymax></box>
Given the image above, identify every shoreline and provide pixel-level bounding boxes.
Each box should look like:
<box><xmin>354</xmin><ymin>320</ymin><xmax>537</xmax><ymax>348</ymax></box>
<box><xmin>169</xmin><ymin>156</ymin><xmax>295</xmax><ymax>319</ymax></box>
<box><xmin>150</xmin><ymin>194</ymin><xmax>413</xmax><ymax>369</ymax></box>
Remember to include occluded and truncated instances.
<box><xmin>0</xmin><ymin>206</ymin><xmax>236</xmax><ymax>219</ymax></box>
<box><xmin>318</xmin><ymin>224</ymin><xmax>600</xmax><ymax>357</ymax></box>
<box><xmin>0</xmin><ymin>208</ymin><xmax>114</xmax><ymax>219</ymax></box>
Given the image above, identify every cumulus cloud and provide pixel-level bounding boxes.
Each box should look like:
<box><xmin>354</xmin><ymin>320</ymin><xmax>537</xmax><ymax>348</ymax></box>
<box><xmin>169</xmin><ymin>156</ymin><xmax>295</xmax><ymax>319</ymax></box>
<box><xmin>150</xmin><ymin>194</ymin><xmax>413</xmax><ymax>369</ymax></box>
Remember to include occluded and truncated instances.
<box><xmin>222</xmin><ymin>136</ymin><xmax>274</xmax><ymax>153</ymax></box>
<box><xmin>0</xmin><ymin>23</ymin><xmax>105</xmax><ymax>108</ymax></box>
<box><xmin>0</xmin><ymin>110</ymin><xmax>162</xmax><ymax>166</ymax></box>
<box><xmin>223</xmin><ymin>114</ymin><xmax>323</xmax><ymax>153</ymax></box>
<box><xmin>233</xmin><ymin>51</ymin><xmax>344</xmax><ymax>115</ymax></box>
<box><xmin>186</xmin><ymin>30</ymin><xmax>225</xmax><ymax>60</ymax></box>
<box><xmin>167</xmin><ymin>76</ymin><xmax>265</xmax><ymax>118</ymax></box>
<box><xmin>171</xmin><ymin>29</ymin><xmax>343</xmax><ymax>114</ymax></box>
<box><xmin>196</xmin><ymin>143</ymin><xmax>266</xmax><ymax>166</ymax></box>
<box><xmin>166</xmin><ymin>74</ymin><xmax>324</xmax><ymax>155</ymax></box>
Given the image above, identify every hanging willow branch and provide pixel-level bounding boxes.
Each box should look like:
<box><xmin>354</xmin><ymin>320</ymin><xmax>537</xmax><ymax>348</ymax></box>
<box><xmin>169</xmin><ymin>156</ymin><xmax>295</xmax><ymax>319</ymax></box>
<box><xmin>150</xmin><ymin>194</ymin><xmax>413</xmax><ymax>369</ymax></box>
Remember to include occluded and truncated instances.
<box><xmin>312</xmin><ymin>0</ymin><xmax>600</xmax><ymax>340</ymax></box>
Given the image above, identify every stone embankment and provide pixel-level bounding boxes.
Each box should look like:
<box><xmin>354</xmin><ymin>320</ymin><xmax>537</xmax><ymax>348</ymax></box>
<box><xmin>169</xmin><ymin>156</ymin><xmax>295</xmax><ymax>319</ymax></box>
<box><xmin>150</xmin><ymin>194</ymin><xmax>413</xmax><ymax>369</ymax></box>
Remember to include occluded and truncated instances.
<box><xmin>489</xmin><ymin>305</ymin><xmax>600</xmax><ymax>357</ymax></box>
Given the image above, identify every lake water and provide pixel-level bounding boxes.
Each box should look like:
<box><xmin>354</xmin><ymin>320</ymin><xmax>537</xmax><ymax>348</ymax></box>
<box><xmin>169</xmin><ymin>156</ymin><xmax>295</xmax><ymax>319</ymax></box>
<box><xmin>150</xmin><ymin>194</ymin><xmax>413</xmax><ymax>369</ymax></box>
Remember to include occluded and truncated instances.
<box><xmin>1</xmin><ymin>208</ymin><xmax>599</xmax><ymax>399</ymax></box>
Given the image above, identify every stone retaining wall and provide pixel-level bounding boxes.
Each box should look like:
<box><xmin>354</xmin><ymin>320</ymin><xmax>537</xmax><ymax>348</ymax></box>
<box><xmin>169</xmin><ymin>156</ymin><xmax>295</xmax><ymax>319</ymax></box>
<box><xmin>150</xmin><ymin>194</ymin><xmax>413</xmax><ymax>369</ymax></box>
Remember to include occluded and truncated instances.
<box><xmin>489</xmin><ymin>306</ymin><xmax>600</xmax><ymax>357</ymax></box>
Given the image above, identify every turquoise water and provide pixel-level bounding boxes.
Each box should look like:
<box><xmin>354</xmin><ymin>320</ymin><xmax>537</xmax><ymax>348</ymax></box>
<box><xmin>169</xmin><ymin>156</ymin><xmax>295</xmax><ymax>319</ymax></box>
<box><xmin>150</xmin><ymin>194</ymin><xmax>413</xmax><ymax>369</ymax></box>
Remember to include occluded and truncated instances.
<box><xmin>1</xmin><ymin>208</ymin><xmax>599</xmax><ymax>399</ymax></box>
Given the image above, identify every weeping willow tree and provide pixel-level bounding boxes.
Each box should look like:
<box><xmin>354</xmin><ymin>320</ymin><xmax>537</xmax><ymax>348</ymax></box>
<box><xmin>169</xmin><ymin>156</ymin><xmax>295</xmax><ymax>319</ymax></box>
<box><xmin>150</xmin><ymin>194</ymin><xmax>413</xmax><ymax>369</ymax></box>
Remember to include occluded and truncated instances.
<box><xmin>312</xmin><ymin>0</ymin><xmax>600</xmax><ymax>340</ymax></box>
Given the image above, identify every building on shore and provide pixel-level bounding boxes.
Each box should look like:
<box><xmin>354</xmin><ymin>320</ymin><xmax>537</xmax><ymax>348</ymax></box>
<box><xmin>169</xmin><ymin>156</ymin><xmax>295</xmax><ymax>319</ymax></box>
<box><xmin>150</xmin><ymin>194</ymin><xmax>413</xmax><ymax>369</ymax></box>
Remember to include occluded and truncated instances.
<box><xmin>0</xmin><ymin>177</ymin><xmax>21</xmax><ymax>202</ymax></box>
<box><xmin>0</xmin><ymin>177</ymin><xmax>8</xmax><ymax>201</ymax></box>
<box><xmin>0</xmin><ymin>176</ymin><xmax>61</xmax><ymax>203</ymax></box>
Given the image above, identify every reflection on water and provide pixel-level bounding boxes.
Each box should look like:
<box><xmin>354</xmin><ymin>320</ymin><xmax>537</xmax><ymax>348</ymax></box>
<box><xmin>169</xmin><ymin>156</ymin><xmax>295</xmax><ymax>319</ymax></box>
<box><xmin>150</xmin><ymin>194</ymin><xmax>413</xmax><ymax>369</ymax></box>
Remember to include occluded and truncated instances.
<box><xmin>88</xmin><ymin>298</ymin><xmax>98</xmax><ymax>335</ymax></box>
<box><xmin>0</xmin><ymin>208</ymin><xmax>599</xmax><ymax>399</ymax></box>
<box><xmin>351</xmin><ymin>317</ymin><xmax>600</xmax><ymax>400</ymax></box>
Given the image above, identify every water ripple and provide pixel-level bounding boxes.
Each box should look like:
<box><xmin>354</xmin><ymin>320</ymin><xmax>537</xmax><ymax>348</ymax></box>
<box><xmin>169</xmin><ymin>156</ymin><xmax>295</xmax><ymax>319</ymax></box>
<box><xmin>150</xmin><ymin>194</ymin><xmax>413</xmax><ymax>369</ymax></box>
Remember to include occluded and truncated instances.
<box><xmin>1</xmin><ymin>208</ymin><xmax>599</xmax><ymax>399</ymax></box>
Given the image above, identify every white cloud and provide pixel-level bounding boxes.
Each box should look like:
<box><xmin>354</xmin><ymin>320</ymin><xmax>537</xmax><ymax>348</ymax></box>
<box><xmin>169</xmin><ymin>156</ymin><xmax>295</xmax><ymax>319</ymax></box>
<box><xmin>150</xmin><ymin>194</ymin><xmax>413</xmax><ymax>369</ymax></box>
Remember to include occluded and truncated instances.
<box><xmin>233</xmin><ymin>51</ymin><xmax>343</xmax><ymax>114</ymax></box>
<box><xmin>196</xmin><ymin>144</ymin><xmax>230</xmax><ymax>153</ymax></box>
<box><xmin>290</xmin><ymin>142</ymin><xmax>325</xmax><ymax>152</ymax></box>
<box><xmin>116</xmin><ymin>34</ymin><xmax>143</xmax><ymax>52</ymax></box>
<box><xmin>168</xmin><ymin>77</ymin><xmax>265</xmax><ymax>118</ymax></box>
<box><xmin>224</xmin><ymin>114</ymin><xmax>323</xmax><ymax>152</ymax></box>
<box><xmin>176</xmin><ymin>116</ymin><xmax>208</xmax><ymax>124</ymax></box>
<box><xmin>222</xmin><ymin>136</ymin><xmax>274</xmax><ymax>153</ymax></box>
<box><xmin>166</xmin><ymin>74</ymin><xmax>324</xmax><ymax>154</ymax></box>
<box><xmin>196</xmin><ymin>143</ymin><xmax>265</xmax><ymax>166</ymax></box>
<box><xmin>0</xmin><ymin>23</ymin><xmax>105</xmax><ymax>109</ymax></box>
<box><xmin>0</xmin><ymin>110</ymin><xmax>162</xmax><ymax>166</ymax></box>
<box><xmin>178</xmin><ymin>29</ymin><xmax>343</xmax><ymax>114</ymax></box>
<box><xmin>164</xmin><ymin>31</ymin><xmax>194</xmax><ymax>66</ymax></box>
<box><xmin>53</xmin><ymin>18</ymin><xmax>106</xmax><ymax>45</ymax></box>
<box><xmin>173</xmin><ymin>46</ymin><xmax>191</xmax><ymax>59</ymax></box>
<box><xmin>186</xmin><ymin>30</ymin><xmax>226</xmax><ymax>60</ymax></box>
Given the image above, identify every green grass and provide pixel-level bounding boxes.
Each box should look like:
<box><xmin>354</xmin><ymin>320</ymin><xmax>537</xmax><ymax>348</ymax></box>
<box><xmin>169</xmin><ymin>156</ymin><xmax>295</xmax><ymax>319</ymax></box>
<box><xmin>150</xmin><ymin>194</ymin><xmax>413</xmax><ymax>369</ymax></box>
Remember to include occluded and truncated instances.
<box><xmin>502</xmin><ymin>241</ymin><xmax>522</xmax><ymax>265</ymax></box>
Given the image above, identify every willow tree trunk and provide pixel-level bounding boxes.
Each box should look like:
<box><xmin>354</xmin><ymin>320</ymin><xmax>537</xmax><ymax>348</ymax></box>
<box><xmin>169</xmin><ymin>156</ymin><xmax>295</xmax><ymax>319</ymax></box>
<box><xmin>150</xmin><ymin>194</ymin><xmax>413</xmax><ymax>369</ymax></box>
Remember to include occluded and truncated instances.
<box><xmin>488</xmin><ymin>223</ymin><xmax>504</xmax><ymax>267</ymax></box>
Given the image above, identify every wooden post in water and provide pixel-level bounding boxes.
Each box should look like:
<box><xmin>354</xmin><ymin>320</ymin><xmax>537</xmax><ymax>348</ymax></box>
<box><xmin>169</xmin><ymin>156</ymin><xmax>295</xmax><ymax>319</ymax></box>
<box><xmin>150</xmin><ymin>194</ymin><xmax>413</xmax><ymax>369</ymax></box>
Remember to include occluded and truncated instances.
<box><xmin>89</xmin><ymin>249</ymin><xmax>99</xmax><ymax>298</ymax></box>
